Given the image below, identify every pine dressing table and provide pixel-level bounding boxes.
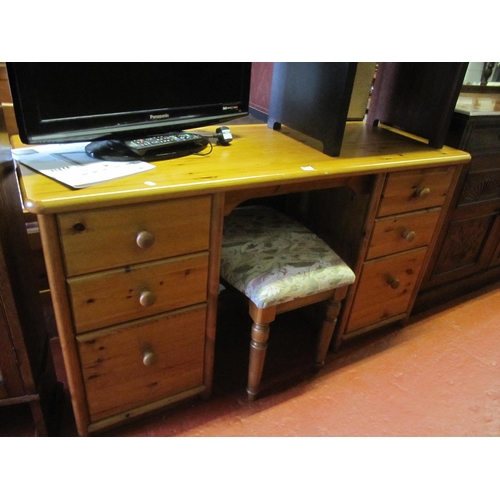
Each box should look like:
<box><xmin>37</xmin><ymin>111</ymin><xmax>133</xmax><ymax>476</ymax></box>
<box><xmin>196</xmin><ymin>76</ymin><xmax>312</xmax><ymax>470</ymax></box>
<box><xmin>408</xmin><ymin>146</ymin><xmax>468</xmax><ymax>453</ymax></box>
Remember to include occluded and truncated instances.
<box><xmin>13</xmin><ymin>123</ymin><xmax>470</xmax><ymax>436</ymax></box>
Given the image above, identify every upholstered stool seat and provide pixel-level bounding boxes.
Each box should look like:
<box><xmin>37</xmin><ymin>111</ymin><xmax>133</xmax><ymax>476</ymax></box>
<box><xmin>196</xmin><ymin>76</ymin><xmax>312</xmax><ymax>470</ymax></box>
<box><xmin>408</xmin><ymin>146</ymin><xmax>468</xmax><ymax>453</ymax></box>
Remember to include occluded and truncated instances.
<box><xmin>221</xmin><ymin>205</ymin><xmax>355</xmax><ymax>400</ymax></box>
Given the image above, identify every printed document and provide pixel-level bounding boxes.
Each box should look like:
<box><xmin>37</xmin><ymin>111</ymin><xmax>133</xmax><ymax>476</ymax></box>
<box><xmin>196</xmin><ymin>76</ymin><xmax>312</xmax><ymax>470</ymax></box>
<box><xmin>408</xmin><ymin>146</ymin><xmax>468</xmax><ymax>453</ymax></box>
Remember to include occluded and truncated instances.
<box><xmin>12</xmin><ymin>142</ymin><xmax>155</xmax><ymax>189</ymax></box>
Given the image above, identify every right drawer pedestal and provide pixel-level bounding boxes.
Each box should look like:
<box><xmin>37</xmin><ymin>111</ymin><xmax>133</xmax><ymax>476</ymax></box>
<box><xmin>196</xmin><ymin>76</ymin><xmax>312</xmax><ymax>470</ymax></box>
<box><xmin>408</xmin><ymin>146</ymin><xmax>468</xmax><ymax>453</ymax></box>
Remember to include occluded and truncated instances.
<box><xmin>343</xmin><ymin>166</ymin><xmax>457</xmax><ymax>341</ymax></box>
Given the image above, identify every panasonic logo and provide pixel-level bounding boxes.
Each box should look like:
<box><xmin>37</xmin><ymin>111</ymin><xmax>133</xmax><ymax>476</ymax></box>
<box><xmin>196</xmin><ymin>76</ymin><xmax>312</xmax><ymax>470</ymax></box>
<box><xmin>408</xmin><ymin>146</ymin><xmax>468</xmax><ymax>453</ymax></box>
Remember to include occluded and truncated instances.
<box><xmin>150</xmin><ymin>113</ymin><xmax>170</xmax><ymax>120</ymax></box>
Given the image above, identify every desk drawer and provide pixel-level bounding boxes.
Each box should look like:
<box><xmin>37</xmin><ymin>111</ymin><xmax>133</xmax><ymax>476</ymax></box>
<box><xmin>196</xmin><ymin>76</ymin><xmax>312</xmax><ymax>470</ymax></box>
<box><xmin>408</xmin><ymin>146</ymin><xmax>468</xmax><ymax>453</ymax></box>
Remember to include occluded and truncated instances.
<box><xmin>59</xmin><ymin>196</ymin><xmax>211</xmax><ymax>276</ymax></box>
<box><xmin>347</xmin><ymin>247</ymin><xmax>427</xmax><ymax>333</ymax></box>
<box><xmin>78</xmin><ymin>305</ymin><xmax>206</xmax><ymax>422</ymax></box>
<box><xmin>68</xmin><ymin>253</ymin><xmax>209</xmax><ymax>333</ymax></box>
<box><xmin>367</xmin><ymin>208</ymin><xmax>441</xmax><ymax>259</ymax></box>
<box><xmin>378</xmin><ymin>167</ymin><xmax>455</xmax><ymax>217</ymax></box>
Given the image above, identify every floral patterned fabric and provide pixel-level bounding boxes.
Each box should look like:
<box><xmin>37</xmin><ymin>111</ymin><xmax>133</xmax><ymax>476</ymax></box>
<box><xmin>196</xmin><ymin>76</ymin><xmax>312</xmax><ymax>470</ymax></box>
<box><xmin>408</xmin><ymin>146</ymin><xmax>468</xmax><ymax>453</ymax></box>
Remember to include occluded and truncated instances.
<box><xmin>221</xmin><ymin>206</ymin><xmax>355</xmax><ymax>309</ymax></box>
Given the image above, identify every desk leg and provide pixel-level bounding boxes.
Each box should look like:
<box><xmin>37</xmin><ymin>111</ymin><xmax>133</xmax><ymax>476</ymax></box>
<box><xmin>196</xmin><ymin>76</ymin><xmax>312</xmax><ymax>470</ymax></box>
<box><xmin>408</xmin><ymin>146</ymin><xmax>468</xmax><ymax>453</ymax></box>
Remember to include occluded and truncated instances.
<box><xmin>202</xmin><ymin>193</ymin><xmax>225</xmax><ymax>399</ymax></box>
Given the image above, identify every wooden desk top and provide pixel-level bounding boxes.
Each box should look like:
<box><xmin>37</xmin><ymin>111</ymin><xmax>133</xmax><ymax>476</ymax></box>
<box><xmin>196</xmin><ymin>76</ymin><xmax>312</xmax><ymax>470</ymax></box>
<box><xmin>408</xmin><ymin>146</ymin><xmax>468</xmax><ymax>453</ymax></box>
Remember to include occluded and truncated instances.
<box><xmin>14</xmin><ymin>123</ymin><xmax>471</xmax><ymax>214</ymax></box>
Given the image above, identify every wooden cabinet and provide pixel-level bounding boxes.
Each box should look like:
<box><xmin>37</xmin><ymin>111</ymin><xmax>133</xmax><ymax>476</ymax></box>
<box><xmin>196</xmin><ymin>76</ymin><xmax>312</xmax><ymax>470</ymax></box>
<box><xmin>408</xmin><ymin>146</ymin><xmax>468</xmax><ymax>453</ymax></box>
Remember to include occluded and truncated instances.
<box><xmin>416</xmin><ymin>95</ymin><xmax>500</xmax><ymax>311</ymax></box>
<box><xmin>0</xmin><ymin>106</ymin><xmax>58</xmax><ymax>436</ymax></box>
<box><xmin>340</xmin><ymin>165</ymin><xmax>460</xmax><ymax>342</ymax></box>
<box><xmin>38</xmin><ymin>195</ymin><xmax>215</xmax><ymax>435</ymax></box>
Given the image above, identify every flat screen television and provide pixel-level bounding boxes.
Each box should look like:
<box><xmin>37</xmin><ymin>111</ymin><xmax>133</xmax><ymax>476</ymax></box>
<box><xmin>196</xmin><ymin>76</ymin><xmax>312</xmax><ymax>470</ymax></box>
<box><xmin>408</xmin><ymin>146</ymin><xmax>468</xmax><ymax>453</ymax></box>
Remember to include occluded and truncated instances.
<box><xmin>6</xmin><ymin>62</ymin><xmax>252</xmax><ymax>161</ymax></box>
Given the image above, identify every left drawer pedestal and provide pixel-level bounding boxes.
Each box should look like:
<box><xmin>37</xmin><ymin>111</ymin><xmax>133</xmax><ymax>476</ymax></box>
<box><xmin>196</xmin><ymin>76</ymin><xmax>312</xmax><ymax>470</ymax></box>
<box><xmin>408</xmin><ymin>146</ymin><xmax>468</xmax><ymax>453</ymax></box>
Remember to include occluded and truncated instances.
<box><xmin>38</xmin><ymin>195</ymin><xmax>213</xmax><ymax>436</ymax></box>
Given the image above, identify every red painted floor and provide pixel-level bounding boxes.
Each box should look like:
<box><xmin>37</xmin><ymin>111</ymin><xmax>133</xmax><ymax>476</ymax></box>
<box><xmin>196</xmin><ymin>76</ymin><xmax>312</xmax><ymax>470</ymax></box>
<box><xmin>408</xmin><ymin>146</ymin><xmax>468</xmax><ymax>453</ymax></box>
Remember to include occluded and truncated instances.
<box><xmin>106</xmin><ymin>283</ymin><xmax>500</xmax><ymax>437</ymax></box>
<box><xmin>3</xmin><ymin>282</ymin><xmax>500</xmax><ymax>437</ymax></box>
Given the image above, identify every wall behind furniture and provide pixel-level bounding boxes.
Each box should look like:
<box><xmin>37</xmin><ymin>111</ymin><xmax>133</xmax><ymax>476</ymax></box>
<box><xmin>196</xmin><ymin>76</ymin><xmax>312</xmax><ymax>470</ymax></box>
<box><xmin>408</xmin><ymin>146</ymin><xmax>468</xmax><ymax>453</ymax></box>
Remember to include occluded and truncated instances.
<box><xmin>249</xmin><ymin>62</ymin><xmax>274</xmax><ymax>121</ymax></box>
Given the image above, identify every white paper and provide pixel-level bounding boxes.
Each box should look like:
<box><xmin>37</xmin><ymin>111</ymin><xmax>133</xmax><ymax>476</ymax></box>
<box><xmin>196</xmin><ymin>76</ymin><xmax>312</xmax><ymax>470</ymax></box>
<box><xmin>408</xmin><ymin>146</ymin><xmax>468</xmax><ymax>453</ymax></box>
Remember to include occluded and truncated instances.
<box><xmin>12</xmin><ymin>142</ymin><xmax>155</xmax><ymax>189</ymax></box>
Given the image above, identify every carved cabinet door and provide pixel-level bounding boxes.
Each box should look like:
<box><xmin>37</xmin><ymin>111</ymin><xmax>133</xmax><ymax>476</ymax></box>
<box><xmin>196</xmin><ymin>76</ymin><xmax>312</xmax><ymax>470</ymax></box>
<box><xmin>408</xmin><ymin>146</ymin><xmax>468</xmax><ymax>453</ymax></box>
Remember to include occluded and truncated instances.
<box><xmin>486</xmin><ymin>223</ymin><xmax>500</xmax><ymax>268</ymax></box>
<box><xmin>424</xmin><ymin>163</ymin><xmax>500</xmax><ymax>288</ymax></box>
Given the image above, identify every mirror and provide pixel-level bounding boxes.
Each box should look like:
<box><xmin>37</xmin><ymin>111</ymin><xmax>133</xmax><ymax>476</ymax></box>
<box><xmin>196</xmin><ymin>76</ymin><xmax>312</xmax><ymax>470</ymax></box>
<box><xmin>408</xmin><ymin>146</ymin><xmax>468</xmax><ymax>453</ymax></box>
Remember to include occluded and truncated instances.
<box><xmin>462</xmin><ymin>62</ymin><xmax>500</xmax><ymax>92</ymax></box>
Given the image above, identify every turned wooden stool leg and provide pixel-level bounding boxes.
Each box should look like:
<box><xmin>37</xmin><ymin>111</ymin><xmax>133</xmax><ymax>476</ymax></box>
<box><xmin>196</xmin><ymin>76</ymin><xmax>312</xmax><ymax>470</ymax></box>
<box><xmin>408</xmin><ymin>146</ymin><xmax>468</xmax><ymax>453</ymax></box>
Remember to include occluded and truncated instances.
<box><xmin>314</xmin><ymin>297</ymin><xmax>342</xmax><ymax>370</ymax></box>
<box><xmin>247</xmin><ymin>321</ymin><xmax>270</xmax><ymax>401</ymax></box>
<box><xmin>331</xmin><ymin>285</ymin><xmax>350</xmax><ymax>352</ymax></box>
<box><xmin>247</xmin><ymin>303</ymin><xmax>276</xmax><ymax>401</ymax></box>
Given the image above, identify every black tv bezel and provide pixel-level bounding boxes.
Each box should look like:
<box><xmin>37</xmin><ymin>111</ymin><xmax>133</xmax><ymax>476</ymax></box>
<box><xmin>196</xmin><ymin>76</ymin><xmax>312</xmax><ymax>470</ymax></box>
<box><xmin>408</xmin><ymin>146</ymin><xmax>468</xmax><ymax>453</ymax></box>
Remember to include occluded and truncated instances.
<box><xmin>6</xmin><ymin>62</ymin><xmax>252</xmax><ymax>146</ymax></box>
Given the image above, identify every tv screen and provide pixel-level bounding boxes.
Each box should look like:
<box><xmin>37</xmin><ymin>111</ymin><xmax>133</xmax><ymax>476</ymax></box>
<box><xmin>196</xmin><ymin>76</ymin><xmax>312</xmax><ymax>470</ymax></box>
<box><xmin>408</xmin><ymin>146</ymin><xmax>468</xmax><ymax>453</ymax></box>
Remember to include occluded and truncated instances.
<box><xmin>7</xmin><ymin>62</ymin><xmax>252</xmax><ymax>160</ymax></box>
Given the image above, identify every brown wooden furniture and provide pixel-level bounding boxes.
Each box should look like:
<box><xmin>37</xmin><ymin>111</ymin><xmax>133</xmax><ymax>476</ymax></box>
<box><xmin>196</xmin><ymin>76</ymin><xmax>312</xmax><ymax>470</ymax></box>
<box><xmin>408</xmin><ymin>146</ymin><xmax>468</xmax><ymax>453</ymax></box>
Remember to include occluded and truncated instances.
<box><xmin>13</xmin><ymin>123</ymin><xmax>470</xmax><ymax>435</ymax></box>
<box><xmin>416</xmin><ymin>93</ymin><xmax>500</xmax><ymax>311</ymax></box>
<box><xmin>366</xmin><ymin>62</ymin><xmax>468</xmax><ymax>149</ymax></box>
<box><xmin>250</xmin><ymin>62</ymin><xmax>467</xmax><ymax>152</ymax></box>
<box><xmin>338</xmin><ymin>164</ymin><xmax>459</xmax><ymax>343</ymax></box>
<box><xmin>0</xmin><ymin>63</ymin><xmax>17</xmax><ymax>137</ymax></box>
<box><xmin>0</xmin><ymin>106</ymin><xmax>59</xmax><ymax>436</ymax></box>
<box><xmin>267</xmin><ymin>63</ymin><xmax>358</xmax><ymax>156</ymax></box>
<box><xmin>1</xmin><ymin>63</ymin><xmax>48</xmax><ymax>299</ymax></box>
<box><xmin>0</xmin><ymin>64</ymin><xmax>11</xmax><ymax>102</ymax></box>
<box><xmin>44</xmin><ymin>196</ymin><xmax>213</xmax><ymax>433</ymax></box>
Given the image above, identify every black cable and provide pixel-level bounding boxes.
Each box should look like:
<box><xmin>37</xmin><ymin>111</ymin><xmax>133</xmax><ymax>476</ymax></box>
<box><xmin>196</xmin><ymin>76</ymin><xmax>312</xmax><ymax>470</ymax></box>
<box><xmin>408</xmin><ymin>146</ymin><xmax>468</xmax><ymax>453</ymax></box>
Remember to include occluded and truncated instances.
<box><xmin>193</xmin><ymin>141</ymin><xmax>213</xmax><ymax>157</ymax></box>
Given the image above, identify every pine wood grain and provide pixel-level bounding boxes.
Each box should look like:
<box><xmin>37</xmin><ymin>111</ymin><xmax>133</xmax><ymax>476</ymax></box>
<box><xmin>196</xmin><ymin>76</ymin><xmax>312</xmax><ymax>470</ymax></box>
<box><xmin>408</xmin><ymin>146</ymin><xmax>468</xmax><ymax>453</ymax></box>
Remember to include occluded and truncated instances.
<box><xmin>59</xmin><ymin>196</ymin><xmax>211</xmax><ymax>277</ymax></box>
<box><xmin>68</xmin><ymin>253</ymin><xmax>208</xmax><ymax>333</ymax></box>
<box><xmin>347</xmin><ymin>247</ymin><xmax>427</xmax><ymax>332</ymax></box>
<box><xmin>367</xmin><ymin>208</ymin><xmax>441</xmax><ymax>260</ymax></box>
<box><xmin>378</xmin><ymin>166</ymin><xmax>456</xmax><ymax>217</ymax></box>
<box><xmin>78</xmin><ymin>305</ymin><xmax>206</xmax><ymax>421</ymax></box>
<box><xmin>14</xmin><ymin>124</ymin><xmax>471</xmax><ymax>215</ymax></box>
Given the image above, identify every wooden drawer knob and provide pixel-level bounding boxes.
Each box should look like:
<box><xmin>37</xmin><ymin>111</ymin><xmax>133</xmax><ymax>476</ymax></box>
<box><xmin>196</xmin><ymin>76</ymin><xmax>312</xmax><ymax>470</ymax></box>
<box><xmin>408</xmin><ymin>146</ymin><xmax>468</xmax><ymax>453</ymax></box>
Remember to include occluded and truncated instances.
<box><xmin>136</xmin><ymin>230</ymin><xmax>155</xmax><ymax>249</ymax></box>
<box><xmin>402</xmin><ymin>229</ymin><xmax>416</xmax><ymax>242</ymax></box>
<box><xmin>415</xmin><ymin>187</ymin><xmax>431</xmax><ymax>198</ymax></box>
<box><xmin>139</xmin><ymin>289</ymin><xmax>157</xmax><ymax>307</ymax></box>
<box><xmin>142</xmin><ymin>349</ymin><xmax>158</xmax><ymax>366</ymax></box>
<box><xmin>387</xmin><ymin>276</ymin><xmax>400</xmax><ymax>289</ymax></box>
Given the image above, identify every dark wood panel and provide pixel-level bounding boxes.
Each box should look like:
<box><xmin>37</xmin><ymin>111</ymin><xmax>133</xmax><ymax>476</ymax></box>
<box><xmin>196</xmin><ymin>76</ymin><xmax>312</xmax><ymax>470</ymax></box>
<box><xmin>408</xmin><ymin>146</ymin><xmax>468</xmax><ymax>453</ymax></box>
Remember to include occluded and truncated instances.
<box><xmin>458</xmin><ymin>169</ymin><xmax>500</xmax><ymax>206</ymax></box>
<box><xmin>267</xmin><ymin>62</ymin><xmax>357</xmax><ymax>157</ymax></box>
<box><xmin>367</xmin><ymin>62</ymin><xmax>468</xmax><ymax>148</ymax></box>
<box><xmin>432</xmin><ymin>213</ymin><xmax>496</xmax><ymax>277</ymax></box>
<box><xmin>0</xmin><ymin>104</ymin><xmax>58</xmax><ymax>435</ymax></box>
<box><xmin>467</xmin><ymin>123</ymin><xmax>500</xmax><ymax>154</ymax></box>
<box><xmin>488</xmin><ymin>236</ymin><xmax>500</xmax><ymax>268</ymax></box>
<box><xmin>417</xmin><ymin>106</ymin><xmax>500</xmax><ymax>310</ymax></box>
